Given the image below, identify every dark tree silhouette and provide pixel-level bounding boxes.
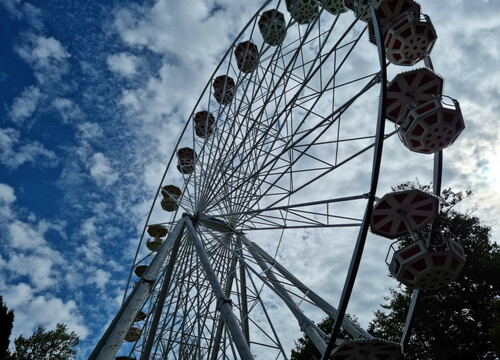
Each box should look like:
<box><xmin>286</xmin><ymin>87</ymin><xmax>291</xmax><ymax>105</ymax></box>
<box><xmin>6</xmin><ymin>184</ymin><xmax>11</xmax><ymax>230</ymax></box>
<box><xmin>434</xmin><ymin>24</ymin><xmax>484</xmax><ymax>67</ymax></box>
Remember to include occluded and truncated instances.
<box><xmin>0</xmin><ymin>296</ymin><xmax>15</xmax><ymax>360</ymax></box>
<box><xmin>291</xmin><ymin>185</ymin><xmax>500</xmax><ymax>359</ymax></box>
<box><xmin>14</xmin><ymin>323</ymin><xmax>79</xmax><ymax>360</ymax></box>
<box><xmin>368</xmin><ymin>185</ymin><xmax>500</xmax><ymax>359</ymax></box>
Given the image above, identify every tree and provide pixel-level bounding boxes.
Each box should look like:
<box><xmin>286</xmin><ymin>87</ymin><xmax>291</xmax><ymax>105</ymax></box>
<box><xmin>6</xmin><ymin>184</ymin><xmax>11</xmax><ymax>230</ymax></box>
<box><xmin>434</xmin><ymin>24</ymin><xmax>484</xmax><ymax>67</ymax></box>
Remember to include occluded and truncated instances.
<box><xmin>490</xmin><ymin>299</ymin><xmax>500</xmax><ymax>356</ymax></box>
<box><xmin>291</xmin><ymin>316</ymin><xmax>359</xmax><ymax>359</ymax></box>
<box><xmin>0</xmin><ymin>296</ymin><xmax>15</xmax><ymax>360</ymax></box>
<box><xmin>368</xmin><ymin>185</ymin><xmax>500</xmax><ymax>359</ymax></box>
<box><xmin>14</xmin><ymin>323</ymin><xmax>79</xmax><ymax>360</ymax></box>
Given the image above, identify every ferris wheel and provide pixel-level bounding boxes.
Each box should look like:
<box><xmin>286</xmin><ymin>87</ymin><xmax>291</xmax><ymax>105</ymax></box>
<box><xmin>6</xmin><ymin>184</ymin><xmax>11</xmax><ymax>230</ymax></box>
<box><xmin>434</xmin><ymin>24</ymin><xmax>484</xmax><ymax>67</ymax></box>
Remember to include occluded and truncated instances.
<box><xmin>90</xmin><ymin>0</ymin><xmax>466</xmax><ymax>359</ymax></box>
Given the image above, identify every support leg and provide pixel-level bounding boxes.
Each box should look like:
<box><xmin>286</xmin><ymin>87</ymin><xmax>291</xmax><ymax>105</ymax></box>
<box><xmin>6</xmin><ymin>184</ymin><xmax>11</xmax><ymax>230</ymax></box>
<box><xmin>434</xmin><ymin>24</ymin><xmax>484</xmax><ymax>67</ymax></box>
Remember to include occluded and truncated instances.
<box><xmin>185</xmin><ymin>219</ymin><xmax>254</xmax><ymax>360</ymax></box>
<box><xmin>240</xmin><ymin>235</ymin><xmax>371</xmax><ymax>340</ymax></box>
<box><xmin>240</xmin><ymin>235</ymin><xmax>329</xmax><ymax>354</ymax></box>
<box><xmin>140</xmin><ymin>227</ymin><xmax>185</xmax><ymax>360</ymax></box>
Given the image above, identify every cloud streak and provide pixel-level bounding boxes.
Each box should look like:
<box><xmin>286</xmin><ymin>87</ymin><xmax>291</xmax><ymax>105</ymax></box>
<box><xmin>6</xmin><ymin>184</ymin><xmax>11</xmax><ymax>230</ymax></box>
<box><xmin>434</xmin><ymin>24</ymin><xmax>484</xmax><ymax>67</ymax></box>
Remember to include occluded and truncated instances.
<box><xmin>1</xmin><ymin>0</ymin><xmax>499</xmax><ymax>358</ymax></box>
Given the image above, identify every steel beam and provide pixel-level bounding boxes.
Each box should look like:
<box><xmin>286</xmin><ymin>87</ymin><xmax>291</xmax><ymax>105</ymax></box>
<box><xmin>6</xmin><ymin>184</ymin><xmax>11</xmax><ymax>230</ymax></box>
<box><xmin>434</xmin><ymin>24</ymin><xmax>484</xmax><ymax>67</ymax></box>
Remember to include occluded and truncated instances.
<box><xmin>240</xmin><ymin>236</ymin><xmax>372</xmax><ymax>340</ymax></box>
<box><xmin>240</xmin><ymin>235</ymin><xmax>329</xmax><ymax>354</ymax></box>
<box><xmin>209</xmin><ymin>235</ymin><xmax>240</xmax><ymax>360</ymax></box>
<box><xmin>400</xmin><ymin>150</ymin><xmax>443</xmax><ymax>350</ymax></box>
<box><xmin>238</xmin><ymin>238</ymin><xmax>251</xmax><ymax>344</ymax></box>
<box><xmin>185</xmin><ymin>218</ymin><xmax>254</xmax><ymax>360</ymax></box>
<box><xmin>140</xmin><ymin>223</ymin><xmax>186</xmax><ymax>360</ymax></box>
<box><xmin>321</xmin><ymin>2</ymin><xmax>388</xmax><ymax>358</ymax></box>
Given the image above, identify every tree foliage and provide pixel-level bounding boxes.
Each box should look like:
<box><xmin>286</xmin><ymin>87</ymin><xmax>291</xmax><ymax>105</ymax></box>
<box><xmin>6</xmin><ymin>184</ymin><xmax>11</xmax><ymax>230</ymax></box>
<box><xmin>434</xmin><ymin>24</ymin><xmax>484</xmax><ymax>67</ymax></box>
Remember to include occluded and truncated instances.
<box><xmin>368</xmin><ymin>184</ymin><xmax>500</xmax><ymax>359</ymax></box>
<box><xmin>0</xmin><ymin>296</ymin><xmax>15</xmax><ymax>360</ymax></box>
<box><xmin>14</xmin><ymin>323</ymin><xmax>79</xmax><ymax>360</ymax></box>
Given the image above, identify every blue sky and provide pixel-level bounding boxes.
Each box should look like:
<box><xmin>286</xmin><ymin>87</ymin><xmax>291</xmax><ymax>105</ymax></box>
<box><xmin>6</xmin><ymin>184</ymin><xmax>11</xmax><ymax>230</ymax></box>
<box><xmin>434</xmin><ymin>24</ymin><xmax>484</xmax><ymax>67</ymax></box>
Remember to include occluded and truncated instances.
<box><xmin>1</xmin><ymin>0</ymin><xmax>155</xmax><ymax>356</ymax></box>
<box><xmin>1</xmin><ymin>0</ymin><xmax>500</xmax><ymax>358</ymax></box>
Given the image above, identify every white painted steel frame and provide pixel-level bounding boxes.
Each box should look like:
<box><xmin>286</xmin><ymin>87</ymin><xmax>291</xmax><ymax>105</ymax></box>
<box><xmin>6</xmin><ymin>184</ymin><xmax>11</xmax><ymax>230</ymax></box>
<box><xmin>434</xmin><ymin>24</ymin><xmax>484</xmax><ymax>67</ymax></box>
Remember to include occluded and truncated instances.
<box><xmin>89</xmin><ymin>219</ymin><xmax>186</xmax><ymax>360</ymax></box>
<box><xmin>94</xmin><ymin>0</ymin><xmax>444</xmax><ymax>358</ymax></box>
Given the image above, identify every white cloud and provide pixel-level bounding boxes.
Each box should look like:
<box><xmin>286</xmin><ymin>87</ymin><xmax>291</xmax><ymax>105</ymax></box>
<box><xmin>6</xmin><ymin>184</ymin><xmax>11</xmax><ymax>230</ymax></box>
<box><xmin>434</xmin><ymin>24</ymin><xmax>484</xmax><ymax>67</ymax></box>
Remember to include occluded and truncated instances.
<box><xmin>112</xmin><ymin>1</ymin><xmax>255</xmax><ymax>58</ymax></box>
<box><xmin>0</xmin><ymin>183</ymin><xmax>16</xmax><ymax>220</ymax></box>
<box><xmin>0</xmin><ymin>127</ymin><xmax>57</xmax><ymax>169</ymax></box>
<box><xmin>5</xmin><ymin>218</ymin><xmax>66</xmax><ymax>292</ymax></box>
<box><xmin>9</xmin><ymin>85</ymin><xmax>42</xmax><ymax>122</ymax></box>
<box><xmin>1</xmin><ymin>0</ymin><xmax>22</xmax><ymax>18</ymax></box>
<box><xmin>142</xmin><ymin>160</ymin><xmax>164</xmax><ymax>191</ymax></box>
<box><xmin>106</xmin><ymin>53</ymin><xmax>139</xmax><ymax>77</ymax></box>
<box><xmin>0</xmin><ymin>184</ymin><xmax>94</xmax><ymax>351</ymax></box>
<box><xmin>119</xmin><ymin>90</ymin><xmax>141</xmax><ymax>111</ymax></box>
<box><xmin>89</xmin><ymin>152</ymin><xmax>119</xmax><ymax>188</ymax></box>
<box><xmin>53</xmin><ymin>98</ymin><xmax>84</xmax><ymax>122</ymax></box>
<box><xmin>22</xmin><ymin>3</ymin><xmax>44</xmax><ymax>31</ymax></box>
<box><xmin>0</xmin><ymin>183</ymin><xmax>16</xmax><ymax>204</ymax></box>
<box><xmin>0</xmin><ymin>190</ymin><xmax>88</xmax><ymax>344</ymax></box>
<box><xmin>77</xmin><ymin>217</ymin><xmax>105</xmax><ymax>265</ymax></box>
<box><xmin>421</xmin><ymin>0</ymin><xmax>500</xmax><ymax>240</ymax></box>
<box><xmin>15</xmin><ymin>33</ymin><xmax>70</xmax><ymax>84</ymax></box>
<box><xmin>87</xmin><ymin>269</ymin><xmax>111</xmax><ymax>291</ymax></box>
<box><xmin>8</xmin><ymin>254</ymin><xmax>57</xmax><ymax>291</ymax></box>
<box><xmin>25</xmin><ymin>35</ymin><xmax>69</xmax><ymax>63</ymax></box>
<box><xmin>1</xmin><ymin>1</ymin><xmax>43</xmax><ymax>30</ymax></box>
<box><xmin>77</xmin><ymin>122</ymin><xmax>104</xmax><ymax>140</ymax></box>
<box><xmin>2</xmin><ymin>283</ymin><xmax>89</xmax><ymax>340</ymax></box>
<box><xmin>8</xmin><ymin>220</ymin><xmax>47</xmax><ymax>250</ymax></box>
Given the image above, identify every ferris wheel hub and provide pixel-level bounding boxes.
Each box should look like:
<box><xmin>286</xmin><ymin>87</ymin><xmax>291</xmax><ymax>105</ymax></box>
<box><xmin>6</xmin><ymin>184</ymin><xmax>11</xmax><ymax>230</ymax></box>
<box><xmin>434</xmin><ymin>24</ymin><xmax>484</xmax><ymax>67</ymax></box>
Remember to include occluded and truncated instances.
<box><xmin>199</xmin><ymin>216</ymin><xmax>234</xmax><ymax>233</ymax></box>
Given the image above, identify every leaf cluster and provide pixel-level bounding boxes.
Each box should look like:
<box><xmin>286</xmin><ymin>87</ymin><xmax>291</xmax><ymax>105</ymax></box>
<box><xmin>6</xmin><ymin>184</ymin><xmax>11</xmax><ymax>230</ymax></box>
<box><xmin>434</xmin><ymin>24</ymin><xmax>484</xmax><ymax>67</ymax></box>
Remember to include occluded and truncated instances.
<box><xmin>369</xmin><ymin>184</ymin><xmax>500</xmax><ymax>359</ymax></box>
<box><xmin>14</xmin><ymin>323</ymin><xmax>79</xmax><ymax>360</ymax></box>
<box><xmin>291</xmin><ymin>184</ymin><xmax>500</xmax><ymax>359</ymax></box>
<box><xmin>0</xmin><ymin>296</ymin><xmax>15</xmax><ymax>360</ymax></box>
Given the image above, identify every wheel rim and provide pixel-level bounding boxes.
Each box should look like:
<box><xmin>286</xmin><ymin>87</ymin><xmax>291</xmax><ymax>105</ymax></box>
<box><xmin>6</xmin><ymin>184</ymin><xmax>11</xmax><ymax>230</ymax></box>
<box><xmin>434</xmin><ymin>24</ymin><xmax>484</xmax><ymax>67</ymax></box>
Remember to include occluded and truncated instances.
<box><xmin>112</xmin><ymin>2</ymin><xmax>440</xmax><ymax>359</ymax></box>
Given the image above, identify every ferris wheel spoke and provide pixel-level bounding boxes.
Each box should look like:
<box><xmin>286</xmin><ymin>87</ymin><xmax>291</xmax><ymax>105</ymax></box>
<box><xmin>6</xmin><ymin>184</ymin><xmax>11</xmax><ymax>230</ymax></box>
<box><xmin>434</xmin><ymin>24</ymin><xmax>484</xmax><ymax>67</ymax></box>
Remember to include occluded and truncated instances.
<box><xmin>200</xmin><ymin>226</ymin><xmax>298</xmax><ymax>357</ymax></box>
<box><xmin>150</xmin><ymin>244</ymin><xmax>192</xmax><ymax>357</ymax></box>
<box><xmin>185</xmin><ymin>219</ymin><xmax>254</xmax><ymax>359</ymax></box>
<box><xmin>164</xmin><ymin>261</ymin><xmax>220</xmax><ymax>357</ymax></box>
<box><xmin>241</xmin><ymin>275</ymin><xmax>287</xmax><ymax>357</ymax></box>
<box><xmin>261</xmin><ymin>28</ymin><xmax>368</xmax><ymax>150</ymax></box>
<box><xmin>101</xmin><ymin>0</ymin><xmax>456</xmax><ymax>356</ymax></box>
<box><xmin>152</xmin><ymin>236</ymin><xmax>226</xmax><ymax>358</ymax></box>
<box><xmin>210</xmin><ymin>100</ymin><xmax>374</xmax><ymax>216</ymax></box>
<box><xmin>184</xmin><ymin>0</ymin><xmax>273</xmax><ymax>200</ymax></box>
<box><xmin>193</xmin><ymin>43</ymin><xmax>276</xmax><ymax>201</ymax></box>
<box><xmin>202</xmin><ymin>31</ymin><xmax>373</xmax><ymax>213</ymax></box>
<box><xmin>240</xmin><ymin>220</ymin><xmax>362</xmax><ymax>231</ymax></box>
<box><xmin>241</xmin><ymin>236</ymin><xmax>373</xmax><ymax>340</ymax></box>
<box><xmin>160</xmin><ymin>258</ymin><xmax>195</xmax><ymax>356</ymax></box>
<box><xmin>247</xmin><ymin>77</ymin><xmax>389</xmax><ymax>210</ymax></box>
<box><xmin>198</xmin><ymin>78</ymin><xmax>294</xmax><ymax>205</ymax></box>
<box><xmin>197</xmin><ymin>76</ymin><xmax>284</xmax><ymax>206</ymax></box>
<box><xmin>199</xmin><ymin>226</ymin><xmax>317</xmax><ymax>357</ymax></box>
<box><xmin>254</xmin><ymin>131</ymin><xmax>397</xmax><ymax>214</ymax></box>
<box><xmin>204</xmin><ymin>30</ymin><xmax>295</xmax><ymax>165</ymax></box>
<box><xmin>241</xmin><ymin>234</ymin><xmax>330</xmax><ymax>353</ymax></box>
<box><xmin>198</xmin><ymin>16</ymin><xmax>330</xmax><ymax>209</ymax></box>
<box><xmin>140</xmin><ymin>228</ymin><xmax>186</xmax><ymax>359</ymax></box>
<box><xmin>196</xmin><ymin>82</ymin><xmax>255</xmax><ymax>204</ymax></box>
<box><xmin>223</xmin><ymin>194</ymin><xmax>368</xmax><ymax>219</ymax></box>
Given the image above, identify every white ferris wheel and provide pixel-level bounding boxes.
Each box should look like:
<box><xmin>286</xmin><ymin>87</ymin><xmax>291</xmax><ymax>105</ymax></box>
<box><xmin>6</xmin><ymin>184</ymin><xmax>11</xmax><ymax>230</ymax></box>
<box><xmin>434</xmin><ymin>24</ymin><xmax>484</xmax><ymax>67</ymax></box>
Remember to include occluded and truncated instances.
<box><xmin>90</xmin><ymin>1</ymin><xmax>466</xmax><ymax>359</ymax></box>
